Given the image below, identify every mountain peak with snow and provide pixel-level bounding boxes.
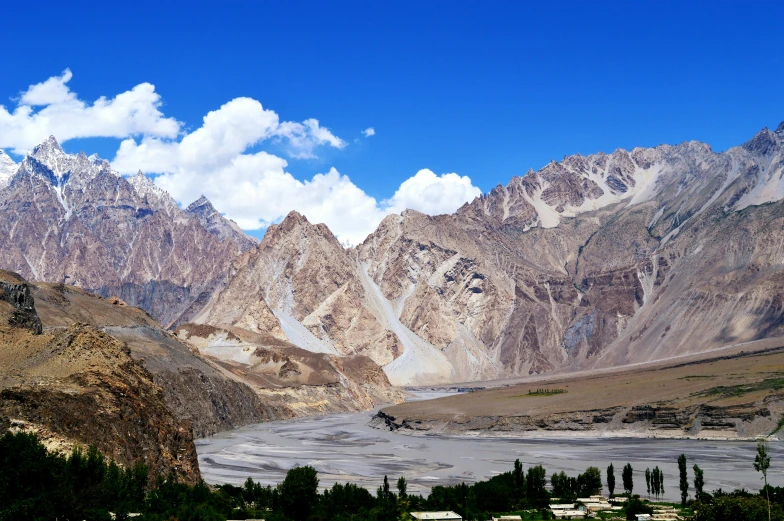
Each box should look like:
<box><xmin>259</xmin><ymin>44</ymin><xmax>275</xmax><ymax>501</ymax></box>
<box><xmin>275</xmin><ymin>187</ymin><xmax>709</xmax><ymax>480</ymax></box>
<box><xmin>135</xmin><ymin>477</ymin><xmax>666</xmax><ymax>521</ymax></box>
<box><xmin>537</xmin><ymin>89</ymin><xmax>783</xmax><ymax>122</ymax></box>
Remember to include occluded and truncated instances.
<box><xmin>128</xmin><ymin>170</ymin><xmax>179</xmax><ymax>215</ymax></box>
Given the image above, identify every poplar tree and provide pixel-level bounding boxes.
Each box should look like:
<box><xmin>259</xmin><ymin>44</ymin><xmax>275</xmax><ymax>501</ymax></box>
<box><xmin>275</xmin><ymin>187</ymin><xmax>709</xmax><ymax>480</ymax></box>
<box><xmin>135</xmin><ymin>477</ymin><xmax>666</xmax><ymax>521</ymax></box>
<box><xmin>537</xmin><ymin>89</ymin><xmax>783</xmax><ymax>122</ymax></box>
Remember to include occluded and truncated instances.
<box><xmin>678</xmin><ymin>454</ymin><xmax>688</xmax><ymax>505</ymax></box>
<box><xmin>693</xmin><ymin>464</ymin><xmax>704</xmax><ymax>498</ymax></box>
<box><xmin>755</xmin><ymin>440</ymin><xmax>772</xmax><ymax>521</ymax></box>
<box><xmin>607</xmin><ymin>463</ymin><xmax>615</xmax><ymax>498</ymax></box>
<box><xmin>622</xmin><ymin>463</ymin><xmax>634</xmax><ymax>496</ymax></box>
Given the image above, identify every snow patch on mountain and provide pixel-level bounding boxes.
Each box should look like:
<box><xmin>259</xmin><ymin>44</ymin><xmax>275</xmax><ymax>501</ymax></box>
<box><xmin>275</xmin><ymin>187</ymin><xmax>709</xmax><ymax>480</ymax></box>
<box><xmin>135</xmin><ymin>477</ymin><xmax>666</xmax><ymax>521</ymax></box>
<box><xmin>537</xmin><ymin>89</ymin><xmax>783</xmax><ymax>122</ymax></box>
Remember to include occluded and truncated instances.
<box><xmin>129</xmin><ymin>170</ymin><xmax>180</xmax><ymax>215</ymax></box>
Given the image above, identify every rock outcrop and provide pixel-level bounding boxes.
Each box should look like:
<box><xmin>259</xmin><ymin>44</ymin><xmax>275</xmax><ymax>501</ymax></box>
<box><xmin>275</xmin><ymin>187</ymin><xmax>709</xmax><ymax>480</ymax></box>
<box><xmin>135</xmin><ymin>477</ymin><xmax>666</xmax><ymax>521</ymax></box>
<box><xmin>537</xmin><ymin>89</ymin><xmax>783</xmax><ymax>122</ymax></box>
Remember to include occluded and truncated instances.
<box><xmin>0</xmin><ymin>271</ymin><xmax>42</xmax><ymax>333</ymax></box>
<box><xmin>0</xmin><ymin>277</ymin><xmax>202</xmax><ymax>482</ymax></box>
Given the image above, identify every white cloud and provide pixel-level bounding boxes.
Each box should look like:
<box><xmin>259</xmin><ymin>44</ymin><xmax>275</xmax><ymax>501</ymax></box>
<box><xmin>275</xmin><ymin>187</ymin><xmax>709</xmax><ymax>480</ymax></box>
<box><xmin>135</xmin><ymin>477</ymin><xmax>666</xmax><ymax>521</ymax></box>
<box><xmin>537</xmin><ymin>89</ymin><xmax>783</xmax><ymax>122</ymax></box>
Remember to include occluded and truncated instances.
<box><xmin>0</xmin><ymin>70</ymin><xmax>482</xmax><ymax>245</ymax></box>
<box><xmin>384</xmin><ymin>169</ymin><xmax>481</xmax><ymax>216</ymax></box>
<box><xmin>0</xmin><ymin>69</ymin><xmax>180</xmax><ymax>154</ymax></box>
<box><xmin>276</xmin><ymin>118</ymin><xmax>346</xmax><ymax>158</ymax></box>
<box><xmin>362</xmin><ymin>127</ymin><xmax>376</xmax><ymax>137</ymax></box>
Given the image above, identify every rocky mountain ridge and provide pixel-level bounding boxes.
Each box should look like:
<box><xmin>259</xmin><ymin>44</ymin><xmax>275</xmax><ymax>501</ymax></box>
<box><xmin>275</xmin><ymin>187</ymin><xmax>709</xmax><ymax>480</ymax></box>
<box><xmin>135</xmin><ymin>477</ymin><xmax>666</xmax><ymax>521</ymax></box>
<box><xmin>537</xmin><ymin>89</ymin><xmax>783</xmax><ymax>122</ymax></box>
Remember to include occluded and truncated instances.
<box><xmin>2</xmin><ymin>125</ymin><xmax>784</xmax><ymax>387</ymax></box>
<box><xmin>197</xmin><ymin>123</ymin><xmax>784</xmax><ymax>384</ymax></box>
<box><xmin>0</xmin><ymin>136</ymin><xmax>256</xmax><ymax>327</ymax></box>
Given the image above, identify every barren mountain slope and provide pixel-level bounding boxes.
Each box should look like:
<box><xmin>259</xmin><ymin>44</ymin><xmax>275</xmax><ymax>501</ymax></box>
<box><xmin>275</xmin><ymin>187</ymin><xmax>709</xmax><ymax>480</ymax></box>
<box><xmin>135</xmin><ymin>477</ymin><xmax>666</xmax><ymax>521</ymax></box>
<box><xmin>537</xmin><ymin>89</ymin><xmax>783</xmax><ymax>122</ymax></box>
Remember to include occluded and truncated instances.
<box><xmin>176</xmin><ymin>323</ymin><xmax>405</xmax><ymax>416</ymax></box>
<box><xmin>198</xmin><ymin>123</ymin><xmax>784</xmax><ymax>385</ymax></box>
<box><xmin>0</xmin><ymin>137</ymin><xmax>256</xmax><ymax>326</ymax></box>
<box><xmin>0</xmin><ymin>271</ymin><xmax>200</xmax><ymax>483</ymax></box>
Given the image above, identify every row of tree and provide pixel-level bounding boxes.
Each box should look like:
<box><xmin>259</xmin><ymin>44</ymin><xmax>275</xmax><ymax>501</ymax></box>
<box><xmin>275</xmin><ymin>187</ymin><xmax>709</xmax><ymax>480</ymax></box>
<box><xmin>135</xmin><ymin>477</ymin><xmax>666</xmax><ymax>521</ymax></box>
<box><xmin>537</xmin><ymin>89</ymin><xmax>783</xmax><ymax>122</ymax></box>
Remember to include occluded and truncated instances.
<box><xmin>0</xmin><ymin>430</ymin><xmax>779</xmax><ymax>521</ymax></box>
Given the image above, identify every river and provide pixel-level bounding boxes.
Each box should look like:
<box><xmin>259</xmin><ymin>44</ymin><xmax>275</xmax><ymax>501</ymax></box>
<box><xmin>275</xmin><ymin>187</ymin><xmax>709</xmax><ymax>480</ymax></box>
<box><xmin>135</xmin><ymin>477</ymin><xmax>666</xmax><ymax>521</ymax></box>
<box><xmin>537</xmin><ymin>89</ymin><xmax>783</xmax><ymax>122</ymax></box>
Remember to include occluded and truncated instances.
<box><xmin>196</xmin><ymin>393</ymin><xmax>782</xmax><ymax>502</ymax></box>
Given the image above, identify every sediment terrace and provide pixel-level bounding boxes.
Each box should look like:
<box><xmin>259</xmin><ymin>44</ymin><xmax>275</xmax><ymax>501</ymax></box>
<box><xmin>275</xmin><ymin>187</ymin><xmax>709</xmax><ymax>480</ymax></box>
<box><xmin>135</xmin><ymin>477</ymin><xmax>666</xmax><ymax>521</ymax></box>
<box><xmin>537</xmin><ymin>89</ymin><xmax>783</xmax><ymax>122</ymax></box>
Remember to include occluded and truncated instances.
<box><xmin>372</xmin><ymin>342</ymin><xmax>784</xmax><ymax>439</ymax></box>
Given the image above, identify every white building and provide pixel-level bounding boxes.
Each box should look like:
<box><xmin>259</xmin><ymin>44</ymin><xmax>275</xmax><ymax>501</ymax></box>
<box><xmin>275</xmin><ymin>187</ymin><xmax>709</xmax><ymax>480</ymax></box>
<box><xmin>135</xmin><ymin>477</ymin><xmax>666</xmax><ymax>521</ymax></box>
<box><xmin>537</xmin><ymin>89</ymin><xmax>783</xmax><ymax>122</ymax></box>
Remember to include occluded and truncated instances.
<box><xmin>551</xmin><ymin>510</ymin><xmax>585</xmax><ymax>519</ymax></box>
<box><xmin>411</xmin><ymin>512</ymin><xmax>463</xmax><ymax>521</ymax></box>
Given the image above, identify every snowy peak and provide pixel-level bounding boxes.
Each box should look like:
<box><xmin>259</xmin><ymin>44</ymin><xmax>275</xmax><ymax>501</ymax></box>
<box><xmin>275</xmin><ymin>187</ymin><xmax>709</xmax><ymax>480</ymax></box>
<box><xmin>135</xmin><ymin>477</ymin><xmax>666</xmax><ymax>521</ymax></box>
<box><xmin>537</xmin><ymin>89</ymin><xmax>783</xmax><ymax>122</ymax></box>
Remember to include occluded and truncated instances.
<box><xmin>468</xmin><ymin>125</ymin><xmax>783</xmax><ymax>232</ymax></box>
<box><xmin>25</xmin><ymin>135</ymin><xmax>108</xmax><ymax>187</ymax></box>
<box><xmin>128</xmin><ymin>170</ymin><xmax>179</xmax><ymax>215</ymax></box>
<box><xmin>30</xmin><ymin>135</ymin><xmax>68</xmax><ymax>176</ymax></box>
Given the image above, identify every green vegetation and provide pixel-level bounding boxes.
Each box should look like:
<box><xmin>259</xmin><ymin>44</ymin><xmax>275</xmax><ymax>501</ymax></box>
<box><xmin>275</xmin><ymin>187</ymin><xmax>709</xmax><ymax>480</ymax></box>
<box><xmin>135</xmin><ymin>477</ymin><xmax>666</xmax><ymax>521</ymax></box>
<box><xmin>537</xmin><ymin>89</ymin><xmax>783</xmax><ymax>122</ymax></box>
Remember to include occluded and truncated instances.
<box><xmin>679</xmin><ymin>454</ymin><xmax>689</xmax><ymax>505</ymax></box>
<box><xmin>3</xmin><ymin>429</ymin><xmax>784</xmax><ymax>521</ymax></box>
<box><xmin>755</xmin><ymin>440</ymin><xmax>772</xmax><ymax>521</ymax></box>
<box><xmin>622</xmin><ymin>463</ymin><xmax>634</xmax><ymax>495</ymax></box>
<box><xmin>693</xmin><ymin>376</ymin><xmax>784</xmax><ymax>399</ymax></box>
<box><xmin>550</xmin><ymin>467</ymin><xmax>602</xmax><ymax>500</ymax></box>
<box><xmin>526</xmin><ymin>388</ymin><xmax>567</xmax><ymax>396</ymax></box>
<box><xmin>694</xmin><ymin>463</ymin><xmax>705</xmax><ymax>499</ymax></box>
<box><xmin>606</xmin><ymin>463</ymin><xmax>615</xmax><ymax>498</ymax></box>
<box><xmin>770</xmin><ymin>416</ymin><xmax>784</xmax><ymax>435</ymax></box>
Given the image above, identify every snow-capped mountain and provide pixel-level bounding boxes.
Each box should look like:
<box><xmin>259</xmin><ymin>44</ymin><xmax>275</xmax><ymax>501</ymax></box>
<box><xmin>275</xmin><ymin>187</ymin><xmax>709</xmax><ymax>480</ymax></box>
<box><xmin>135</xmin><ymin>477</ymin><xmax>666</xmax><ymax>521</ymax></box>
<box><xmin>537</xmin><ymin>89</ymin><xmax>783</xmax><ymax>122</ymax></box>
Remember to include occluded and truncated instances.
<box><xmin>0</xmin><ymin>136</ymin><xmax>256</xmax><ymax>326</ymax></box>
<box><xmin>2</xmin><ymin>125</ymin><xmax>784</xmax><ymax>386</ymax></box>
<box><xmin>196</xmin><ymin>122</ymin><xmax>784</xmax><ymax>384</ymax></box>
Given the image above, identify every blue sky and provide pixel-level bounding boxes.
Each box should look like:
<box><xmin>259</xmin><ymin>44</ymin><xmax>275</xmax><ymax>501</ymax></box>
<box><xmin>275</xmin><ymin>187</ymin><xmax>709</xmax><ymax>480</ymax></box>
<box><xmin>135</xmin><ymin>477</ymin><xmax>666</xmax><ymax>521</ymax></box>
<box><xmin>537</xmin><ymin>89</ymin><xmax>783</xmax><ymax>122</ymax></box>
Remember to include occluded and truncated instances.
<box><xmin>0</xmin><ymin>1</ymin><xmax>782</xmax><ymax>242</ymax></box>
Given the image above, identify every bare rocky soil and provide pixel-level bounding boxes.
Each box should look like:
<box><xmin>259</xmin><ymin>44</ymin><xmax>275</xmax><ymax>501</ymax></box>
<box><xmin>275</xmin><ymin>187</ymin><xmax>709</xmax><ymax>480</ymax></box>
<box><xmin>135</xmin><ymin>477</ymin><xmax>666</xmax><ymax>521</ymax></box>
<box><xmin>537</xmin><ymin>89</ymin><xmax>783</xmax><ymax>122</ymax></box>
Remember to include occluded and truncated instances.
<box><xmin>372</xmin><ymin>340</ymin><xmax>784</xmax><ymax>439</ymax></box>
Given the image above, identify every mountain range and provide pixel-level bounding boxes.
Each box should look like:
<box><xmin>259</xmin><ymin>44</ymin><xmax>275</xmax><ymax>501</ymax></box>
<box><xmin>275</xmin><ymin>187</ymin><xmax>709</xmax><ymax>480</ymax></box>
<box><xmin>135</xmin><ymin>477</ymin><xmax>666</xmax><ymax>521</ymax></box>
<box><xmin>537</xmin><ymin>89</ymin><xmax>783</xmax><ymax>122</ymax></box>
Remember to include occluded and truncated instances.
<box><xmin>1</xmin><ymin>124</ymin><xmax>784</xmax><ymax>386</ymax></box>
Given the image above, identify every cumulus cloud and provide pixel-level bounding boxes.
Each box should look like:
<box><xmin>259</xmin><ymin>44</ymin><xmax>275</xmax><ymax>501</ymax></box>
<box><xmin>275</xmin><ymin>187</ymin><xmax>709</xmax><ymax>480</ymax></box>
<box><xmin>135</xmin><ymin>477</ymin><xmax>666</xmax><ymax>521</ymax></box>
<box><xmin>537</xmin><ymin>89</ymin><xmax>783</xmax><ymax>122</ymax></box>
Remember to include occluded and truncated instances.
<box><xmin>362</xmin><ymin>127</ymin><xmax>376</xmax><ymax>137</ymax></box>
<box><xmin>0</xmin><ymin>70</ymin><xmax>482</xmax><ymax>245</ymax></box>
<box><xmin>0</xmin><ymin>69</ymin><xmax>181</xmax><ymax>154</ymax></box>
<box><xmin>384</xmin><ymin>169</ymin><xmax>481</xmax><ymax>215</ymax></box>
<box><xmin>115</xmin><ymin>95</ymin><xmax>480</xmax><ymax>244</ymax></box>
<box><xmin>276</xmin><ymin>118</ymin><xmax>346</xmax><ymax>158</ymax></box>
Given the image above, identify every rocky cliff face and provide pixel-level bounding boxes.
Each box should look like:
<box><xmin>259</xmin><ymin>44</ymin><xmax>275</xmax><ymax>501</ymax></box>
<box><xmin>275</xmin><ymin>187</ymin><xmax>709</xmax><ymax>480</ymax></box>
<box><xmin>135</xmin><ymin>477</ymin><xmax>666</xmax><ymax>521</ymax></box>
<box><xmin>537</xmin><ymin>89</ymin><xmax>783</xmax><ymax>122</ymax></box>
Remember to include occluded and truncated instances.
<box><xmin>0</xmin><ymin>272</ymin><xmax>201</xmax><ymax>483</ymax></box>
<box><xmin>198</xmin><ymin>123</ymin><xmax>784</xmax><ymax>385</ymax></box>
<box><xmin>0</xmin><ymin>137</ymin><xmax>255</xmax><ymax>327</ymax></box>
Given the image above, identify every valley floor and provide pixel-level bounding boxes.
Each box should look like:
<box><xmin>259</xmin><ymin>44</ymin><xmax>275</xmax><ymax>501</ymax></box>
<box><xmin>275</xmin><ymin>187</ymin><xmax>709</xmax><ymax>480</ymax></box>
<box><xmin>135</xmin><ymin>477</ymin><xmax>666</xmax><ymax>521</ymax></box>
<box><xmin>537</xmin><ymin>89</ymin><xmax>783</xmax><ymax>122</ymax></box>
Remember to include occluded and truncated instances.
<box><xmin>194</xmin><ymin>394</ymin><xmax>781</xmax><ymax>503</ymax></box>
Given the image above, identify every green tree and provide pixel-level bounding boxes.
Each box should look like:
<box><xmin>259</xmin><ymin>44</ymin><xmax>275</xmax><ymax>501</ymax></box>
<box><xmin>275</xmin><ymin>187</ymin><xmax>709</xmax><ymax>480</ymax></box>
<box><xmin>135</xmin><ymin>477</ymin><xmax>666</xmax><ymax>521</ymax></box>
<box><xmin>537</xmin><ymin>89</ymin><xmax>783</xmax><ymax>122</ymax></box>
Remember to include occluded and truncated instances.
<box><xmin>526</xmin><ymin>465</ymin><xmax>548</xmax><ymax>506</ymax></box>
<box><xmin>626</xmin><ymin>496</ymin><xmax>653</xmax><ymax>520</ymax></box>
<box><xmin>278</xmin><ymin>465</ymin><xmax>319</xmax><ymax>520</ymax></box>
<box><xmin>651</xmin><ymin>466</ymin><xmax>660</xmax><ymax>498</ymax></box>
<box><xmin>694</xmin><ymin>464</ymin><xmax>705</xmax><ymax>499</ymax></box>
<box><xmin>622</xmin><ymin>463</ymin><xmax>634</xmax><ymax>496</ymax></box>
<box><xmin>513</xmin><ymin>458</ymin><xmax>525</xmax><ymax>501</ymax></box>
<box><xmin>678</xmin><ymin>454</ymin><xmax>689</xmax><ymax>505</ymax></box>
<box><xmin>578</xmin><ymin>467</ymin><xmax>603</xmax><ymax>497</ymax></box>
<box><xmin>693</xmin><ymin>495</ymin><xmax>784</xmax><ymax>521</ymax></box>
<box><xmin>755</xmin><ymin>440</ymin><xmax>772</xmax><ymax>521</ymax></box>
<box><xmin>645</xmin><ymin>468</ymin><xmax>651</xmax><ymax>497</ymax></box>
<box><xmin>397</xmin><ymin>476</ymin><xmax>407</xmax><ymax>498</ymax></box>
<box><xmin>607</xmin><ymin>463</ymin><xmax>616</xmax><ymax>498</ymax></box>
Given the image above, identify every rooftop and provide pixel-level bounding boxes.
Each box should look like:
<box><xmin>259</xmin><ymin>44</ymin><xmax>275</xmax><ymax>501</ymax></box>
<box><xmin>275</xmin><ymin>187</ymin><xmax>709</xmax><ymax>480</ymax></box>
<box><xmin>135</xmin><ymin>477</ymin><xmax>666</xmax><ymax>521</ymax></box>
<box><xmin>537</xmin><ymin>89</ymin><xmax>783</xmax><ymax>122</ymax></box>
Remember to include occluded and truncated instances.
<box><xmin>411</xmin><ymin>512</ymin><xmax>462</xmax><ymax>521</ymax></box>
